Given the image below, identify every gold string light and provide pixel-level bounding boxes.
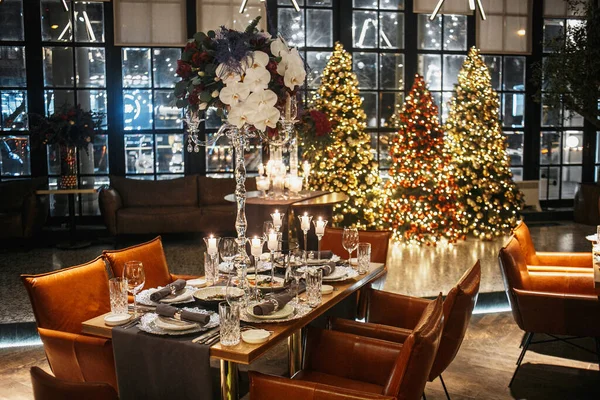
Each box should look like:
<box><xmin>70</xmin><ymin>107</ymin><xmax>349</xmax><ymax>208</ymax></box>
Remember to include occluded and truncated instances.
<box><xmin>301</xmin><ymin>42</ymin><xmax>383</xmax><ymax>229</ymax></box>
<box><xmin>445</xmin><ymin>47</ymin><xmax>524</xmax><ymax>240</ymax></box>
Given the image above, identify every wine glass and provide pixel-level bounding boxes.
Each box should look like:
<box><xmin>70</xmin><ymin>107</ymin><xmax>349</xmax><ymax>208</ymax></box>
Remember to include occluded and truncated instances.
<box><xmin>123</xmin><ymin>261</ymin><xmax>146</xmax><ymax>317</ymax></box>
<box><xmin>342</xmin><ymin>227</ymin><xmax>360</xmax><ymax>267</ymax></box>
<box><xmin>219</xmin><ymin>237</ymin><xmax>237</xmax><ymax>274</ymax></box>
<box><xmin>263</xmin><ymin>221</ymin><xmax>274</xmax><ymax>241</ymax></box>
<box><xmin>290</xmin><ymin>249</ymin><xmax>306</xmax><ymax>305</ymax></box>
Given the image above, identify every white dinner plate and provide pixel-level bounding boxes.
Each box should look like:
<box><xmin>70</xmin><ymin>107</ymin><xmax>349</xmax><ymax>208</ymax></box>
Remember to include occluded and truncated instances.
<box><xmin>247</xmin><ymin>275</ymin><xmax>285</xmax><ymax>289</ymax></box>
<box><xmin>193</xmin><ymin>286</ymin><xmax>244</xmax><ymax>304</ymax></box>
<box><xmin>246</xmin><ymin>303</ymin><xmax>294</xmax><ymax>320</ymax></box>
<box><xmin>136</xmin><ymin>287</ymin><xmax>195</xmax><ymax>306</ymax></box>
<box><xmin>154</xmin><ymin>316</ymin><xmax>199</xmax><ymax>331</ymax></box>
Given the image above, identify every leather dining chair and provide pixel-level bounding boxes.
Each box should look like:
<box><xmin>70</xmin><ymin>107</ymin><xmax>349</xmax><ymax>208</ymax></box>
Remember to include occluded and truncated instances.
<box><xmin>21</xmin><ymin>258</ymin><xmax>117</xmax><ymax>390</ymax></box>
<box><xmin>320</xmin><ymin>227</ymin><xmax>392</xmax><ymax>264</ymax></box>
<box><xmin>513</xmin><ymin>221</ymin><xmax>592</xmax><ymax>272</ymax></box>
<box><xmin>31</xmin><ymin>367</ymin><xmax>119</xmax><ymax>400</ymax></box>
<box><xmin>250</xmin><ymin>295</ymin><xmax>445</xmax><ymax>400</ymax></box>
<box><xmin>330</xmin><ymin>261</ymin><xmax>481</xmax><ymax>400</ymax></box>
<box><xmin>498</xmin><ymin>235</ymin><xmax>600</xmax><ymax>386</ymax></box>
<box><xmin>103</xmin><ymin>236</ymin><xmax>197</xmax><ymax>293</ymax></box>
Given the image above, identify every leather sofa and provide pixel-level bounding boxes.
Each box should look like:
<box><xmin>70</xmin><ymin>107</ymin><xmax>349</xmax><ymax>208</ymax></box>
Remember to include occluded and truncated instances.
<box><xmin>0</xmin><ymin>178</ymin><xmax>48</xmax><ymax>239</ymax></box>
<box><xmin>99</xmin><ymin>175</ymin><xmax>255</xmax><ymax>236</ymax></box>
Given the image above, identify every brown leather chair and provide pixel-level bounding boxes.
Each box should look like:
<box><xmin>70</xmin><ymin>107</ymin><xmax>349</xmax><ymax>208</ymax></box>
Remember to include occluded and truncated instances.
<box><xmin>513</xmin><ymin>221</ymin><xmax>592</xmax><ymax>272</ymax></box>
<box><xmin>21</xmin><ymin>258</ymin><xmax>117</xmax><ymax>390</ymax></box>
<box><xmin>0</xmin><ymin>177</ymin><xmax>48</xmax><ymax>239</ymax></box>
<box><xmin>250</xmin><ymin>295</ymin><xmax>444</xmax><ymax>400</ymax></box>
<box><xmin>330</xmin><ymin>262</ymin><xmax>481</xmax><ymax>400</ymax></box>
<box><xmin>31</xmin><ymin>367</ymin><xmax>118</xmax><ymax>400</ymax></box>
<box><xmin>320</xmin><ymin>227</ymin><xmax>392</xmax><ymax>264</ymax></box>
<box><xmin>499</xmin><ymin>235</ymin><xmax>600</xmax><ymax>386</ymax></box>
<box><xmin>103</xmin><ymin>236</ymin><xmax>197</xmax><ymax>293</ymax></box>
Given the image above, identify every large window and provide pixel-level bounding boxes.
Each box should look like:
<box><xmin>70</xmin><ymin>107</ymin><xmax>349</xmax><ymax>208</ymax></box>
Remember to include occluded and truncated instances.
<box><xmin>477</xmin><ymin>0</ymin><xmax>531</xmax><ymax>54</ymax></box>
<box><xmin>41</xmin><ymin>0</ymin><xmax>108</xmax><ymax>215</ymax></box>
<box><xmin>0</xmin><ymin>0</ymin><xmax>29</xmax><ymax>180</ymax></box>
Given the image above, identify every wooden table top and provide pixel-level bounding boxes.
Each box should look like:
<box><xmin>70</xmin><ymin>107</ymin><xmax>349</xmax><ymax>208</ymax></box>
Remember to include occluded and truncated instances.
<box><xmin>82</xmin><ymin>262</ymin><xmax>386</xmax><ymax>365</ymax></box>
<box><xmin>36</xmin><ymin>188</ymin><xmax>97</xmax><ymax>195</ymax></box>
<box><xmin>225</xmin><ymin>190</ymin><xmax>330</xmax><ymax>206</ymax></box>
<box><xmin>291</xmin><ymin>192</ymin><xmax>349</xmax><ymax>207</ymax></box>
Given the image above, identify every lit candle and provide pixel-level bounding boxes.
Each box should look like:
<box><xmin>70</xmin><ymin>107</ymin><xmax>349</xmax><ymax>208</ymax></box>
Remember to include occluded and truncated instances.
<box><xmin>267</xmin><ymin>230</ymin><xmax>278</xmax><ymax>251</ymax></box>
<box><xmin>256</xmin><ymin>176</ymin><xmax>270</xmax><ymax>191</ymax></box>
<box><xmin>315</xmin><ymin>217</ymin><xmax>325</xmax><ymax>235</ymax></box>
<box><xmin>289</xmin><ymin>176</ymin><xmax>303</xmax><ymax>193</ymax></box>
<box><xmin>258</xmin><ymin>164</ymin><xmax>265</xmax><ymax>176</ymax></box>
<box><xmin>300</xmin><ymin>213</ymin><xmax>311</xmax><ymax>231</ymax></box>
<box><xmin>273</xmin><ymin>176</ymin><xmax>285</xmax><ymax>191</ymax></box>
<box><xmin>272</xmin><ymin>210</ymin><xmax>283</xmax><ymax>229</ymax></box>
<box><xmin>251</xmin><ymin>236</ymin><xmax>263</xmax><ymax>257</ymax></box>
<box><xmin>207</xmin><ymin>235</ymin><xmax>218</xmax><ymax>255</ymax></box>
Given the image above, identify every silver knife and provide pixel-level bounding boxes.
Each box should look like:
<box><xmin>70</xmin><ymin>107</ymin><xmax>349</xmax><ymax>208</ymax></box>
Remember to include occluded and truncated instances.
<box><xmin>192</xmin><ymin>327</ymin><xmax>219</xmax><ymax>343</ymax></box>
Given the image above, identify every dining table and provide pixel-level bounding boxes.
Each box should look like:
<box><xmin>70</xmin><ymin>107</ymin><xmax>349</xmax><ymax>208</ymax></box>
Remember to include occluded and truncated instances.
<box><xmin>82</xmin><ymin>262</ymin><xmax>386</xmax><ymax>400</ymax></box>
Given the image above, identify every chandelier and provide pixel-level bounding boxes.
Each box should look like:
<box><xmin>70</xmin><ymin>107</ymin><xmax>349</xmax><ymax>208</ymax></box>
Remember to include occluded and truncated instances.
<box><xmin>430</xmin><ymin>0</ymin><xmax>486</xmax><ymax>21</ymax></box>
<box><xmin>239</xmin><ymin>0</ymin><xmax>300</xmax><ymax>13</ymax></box>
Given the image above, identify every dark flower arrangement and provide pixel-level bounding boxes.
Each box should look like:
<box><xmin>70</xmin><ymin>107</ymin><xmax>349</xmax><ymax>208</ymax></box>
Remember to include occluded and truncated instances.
<box><xmin>296</xmin><ymin>109</ymin><xmax>333</xmax><ymax>148</ymax></box>
<box><xmin>29</xmin><ymin>104</ymin><xmax>103</xmax><ymax>152</ymax></box>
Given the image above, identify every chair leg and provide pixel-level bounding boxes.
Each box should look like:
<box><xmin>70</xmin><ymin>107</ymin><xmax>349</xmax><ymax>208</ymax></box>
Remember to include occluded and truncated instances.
<box><xmin>422</xmin><ymin>392</ymin><xmax>427</xmax><ymax>400</ymax></box>
<box><xmin>439</xmin><ymin>374</ymin><xmax>451</xmax><ymax>400</ymax></box>
<box><xmin>519</xmin><ymin>332</ymin><xmax>527</xmax><ymax>348</ymax></box>
<box><xmin>509</xmin><ymin>332</ymin><xmax>533</xmax><ymax>387</ymax></box>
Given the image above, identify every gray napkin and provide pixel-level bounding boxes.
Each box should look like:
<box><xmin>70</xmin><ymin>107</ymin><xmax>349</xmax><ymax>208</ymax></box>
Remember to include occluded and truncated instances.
<box><xmin>321</xmin><ymin>261</ymin><xmax>336</xmax><ymax>276</ymax></box>
<box><xmin>150</xmin><ymin>279</ymin><xmax>186</xmax><ymax>302</ymax></box>
<box><xmin>253</xmin><ymin>291</ymin><xmax>294</xmax><ymax>315</ymax></box>
<box><xmin>156</xmin><ymin>304</ymin><xmax>210</xmax><ymax>325</ymax></box>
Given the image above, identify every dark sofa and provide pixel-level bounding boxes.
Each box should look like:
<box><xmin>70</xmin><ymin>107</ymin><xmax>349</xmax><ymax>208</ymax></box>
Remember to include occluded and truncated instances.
<box><xmin>0</xmin><ymin>178</ymin><xmax>48</xmax><ymax>239</ymax></box>
<box><xmin>98</xmin><ymin>175</ymin><xmax>255</xmax><ymax>236</ymax></box>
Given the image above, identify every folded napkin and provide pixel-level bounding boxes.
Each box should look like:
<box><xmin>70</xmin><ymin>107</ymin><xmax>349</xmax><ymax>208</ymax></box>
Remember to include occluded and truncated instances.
<box><xmin>155</xmin><ymin>304</ymin><xmax>210</xmax><ymax>325</ymax></box>
<box><xmin>150</xmin><ymin>279</ymin><xmax>186</xmax><ymax>302</ymax></box>
<box><xmin>253</xmin><ymin>291</ymin><xmax>294</xmax><ymax>316</ymax></box>
<box><xmin>321</xmin><ymin>261</ymin><xmax>336</xmax><ymax>277</ymax></box>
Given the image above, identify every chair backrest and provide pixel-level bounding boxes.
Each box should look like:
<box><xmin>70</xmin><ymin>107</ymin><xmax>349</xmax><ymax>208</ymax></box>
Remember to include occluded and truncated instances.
<box><xmin>21</xmin><ymin>257</ymin><xmax>110</xmax><ymax>334</ymax></box>
<box><xmin>103</xmin><ymin>236</ymin><xmax>172</xmax><ymax>290</ymax></box>
<box><xmin>385</xmin><ymin>295</ymin><xmax>444</xmax><ymax>400</ymax></box>
<box><xmin>429</xmin><ymin>261</ymin><xmax>481</xmax><ymax>380</ymax></box>
<box><xmin>30</xmin><ymin>367</ymin><xmax>118</xmax><ymax>400</ymax></box>
<box><xmin>513</xmin><ymin>221</ymin><xmax>540</xmax><ymax>265</ymax></box>
<box><xmin>498</xmin><ymin>236</ymin><xmax>531</xmax><ymax>330</ymax></box>
<box><xmin>321</xmin><ymin>227</ymin><xmax>392</xmax><ymax>263</ymax></box>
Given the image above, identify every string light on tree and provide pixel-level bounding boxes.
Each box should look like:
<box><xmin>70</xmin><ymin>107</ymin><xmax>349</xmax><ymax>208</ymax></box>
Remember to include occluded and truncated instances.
<box><xmin>445</xmin><ymin>47</ymin><xmax>524</xmax><ymax>240</ymax></box>
<box><xmin>302</xmin><ymin>42</ymin><xmax>383</xmax><ymax>229</ymax></box>
<box><xmin>382</xmin><ymin>74</ymin><xmax>462</xmax><ymax>246</ymax></box>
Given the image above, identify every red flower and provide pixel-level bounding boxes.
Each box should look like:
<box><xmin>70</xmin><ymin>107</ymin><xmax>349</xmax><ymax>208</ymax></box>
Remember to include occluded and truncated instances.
<box><xmin>176</xmin><ymin>60</ymin><xmax>193</xmax><ymax>78</ymax></box>
<box><xmin>309</xmin><ymin>110</ymin><xmax>331</xmax><ymax>137</ymax></box>
<box><xmin>192</xmin><ymin>51</ymin><xmax>211</xmax><ymax>67</ymax></box>
<box><xmin>184</xmin><ymin>41</ymin><xmax>198</xmax><ymax>53</ymax></box>
<box><xmin>266</xmin><ymin>60</ymin><xmax>278</xmax><ymax>73</ymax></box>
<box><xmin>188</xmin><ymin>92</ymin><xmax>199</xmax><ymax>105</ymax></box>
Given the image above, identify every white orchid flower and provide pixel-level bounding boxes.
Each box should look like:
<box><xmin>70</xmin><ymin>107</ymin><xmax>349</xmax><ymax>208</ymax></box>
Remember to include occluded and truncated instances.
<box><xmin>228</xmin><ymin>103</ymin><xmax>256</xmax><ymax>128</ymax></box>
<box><xmin>250</xmin><ymin>106</ymin><xmax>281</xmax><ymax>131</ymax></box>
<box><xmin>285</xmin><ymin>48</ymin><xmax>304</xmax><ymax>71</ymax></box>
<box><xmin>243</xmin><ymin>67</ymin><xmax>271</xmax><ymax>92</ymax></box>
<box><xmin>243</xmin><ymin>51</ymin><xmax>270</xmax><ymax>70</ymax></box>
<box><xmin>216</xmin><ymin>63</ymin><xmax>242</xmax><ymax>84</ymax></box>
<box><xmin>270</xmin><ymin>38</ymin><xmax>289</xmax><ymax>58</ymax></box>
<box><xmin>246</xmin><ymin>89</ymin><xmax>278</xmax><ymax>111</ymax></box>
<box><xmin>284</xmin><ymin>66</ymin><xmax>306</xmax><ymax>90</ymax></box>
<box><xmin>218</xmin><ymin>82</ymin><xmax>250</xmax><ymax>105</ymax></box>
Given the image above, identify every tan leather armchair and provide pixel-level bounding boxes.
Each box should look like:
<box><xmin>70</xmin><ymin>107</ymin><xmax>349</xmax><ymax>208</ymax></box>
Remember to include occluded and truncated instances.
<box><xmin>513</xmin><ymin>221</ymin><xmax>592</xmax><ymax>272</ymax></box>
<box><xmin>330</xmin><ymin>262</ymin><xmax>480</xmax><ymax>400</ymax></box>
<box><xmin>250</xmin><ymin>295</ymin><xmax>444</xmax><ymax>400</ymax></box>
<box><xmin>103</xmin><ymin>236</ymin><xmax>198</xmax><ymax>295</ymax></box>
<box><xmin>21</xmin><ymin>258</ymin><xmax>117</xmax><ymax>390</ymax></box>
<box><xmin>31</xmin><ymin>367</ymin><xmax>118</xmax><ymax>400</ymax></box>
<box><xmin>498</xmin><ymin>235</ymin><xmax>600</xmax><ymax>386</ymax></box>
<box><xmin>0</xmin><ymin>178</ymin><xmax>48</xmax><ymax>239</ymax></box>
<box><xmin>320</xmin><ymin>227</ymin><xmax>392</xmax><ymax>264</ymax></box>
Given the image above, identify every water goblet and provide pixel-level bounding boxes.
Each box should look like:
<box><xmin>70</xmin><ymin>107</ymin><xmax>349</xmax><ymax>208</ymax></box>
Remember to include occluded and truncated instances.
<box><xmin>123</xmin><ymin>261</ymin><xmax>145</xmax><ymax>317</ymax></box>
<box><xmin>290</xmin><ymin>249</ymin><xmax>307</xmax><ymax>305</ymax></box>
<box><xmin>219</xmin><ymin>237</ymin><xmax>237</xmax><ymax>274</ymax></box>
<box><xmin>263</xmin><ymin>221</ymin><xmax>274</xmax><ymax>241</ymax></box>
<box><xmin>342</xmin><ymin>227</ymin><xmax>360</xmax><ymax>268</ymax></box>
<box><xmin>267</xmin><ymin>229</ymin><xmax>279</xmax><ymax>287</ymax></box>
<box><xmin>249</xmin><ymin>236</ymin><xmax>265</xmax><ymax>302</ymax></box>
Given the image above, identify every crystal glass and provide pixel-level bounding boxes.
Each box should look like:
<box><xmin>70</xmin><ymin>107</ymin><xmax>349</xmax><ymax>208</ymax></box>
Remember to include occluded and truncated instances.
<box><xmin>342</xmin><ymin>227</ymin><xmax>360</xmax><ymax>266</ymax></box>
<box><xmin>219</xmin><ymin>301</ymin><xmax>241</xmax><ymax>346</ymax></box>
<box><xmin>271</xmin><ymin>210</ymin><xmax>285</xmax><ymax>233</ymax></box>
<box><xmin>298</xmin><ymin>213</ymin><xmax>313</xmax><ymax>251</ymax></box>
<box><xmin>220</xmin><ymin>237</ymin><xmax>237</xmax><ymax>272</ymax></box>
<box><xmin>204</xmin><ymin>251</ymin><xmax>217</xmax><ymax>286</ymax></box>
<box><xmin>306</xmin><ymin>268</ymin><xmax>322</xmax><ymax>308</ymax></box>
<box><xmin>123</xmin><ymin>261</ymin><xmax>145</xmax><ymax>317</ymax></box>
<box><xmin>290</xmin><ymin>249</ymin><xmax>306</xmax><ymax>305</ymax></box>
<box><xmin>203</xmin><ymin>236</ymin><xmax>221</xmax><ymax>285</ymax></box>
<box><xmin>312</xmin><ymin>218</ymin><xmax>328</xmax><ymax>260</ymax></box>
<box><xmin>108</xmin><ymin>277</ymin><xmax>128</xmax><ymax>315</ymax></box>
<box><xmin>357</xmin><ymin>242</ymin><xmax>371</xmax><ymax>275</ymax></box>
<box><xmin>263</xmin><ymin>221</ymin><xmax>274</xmax><ymax>240</ymax></box>
<box><xmin>248</xmin><ymin>236</ymin><xmax>265</xmax><ymax>302</ymax></box>
<box><xmin>267</xmin><ymin>228</ymin><xmax>279</xmax><ymax>286</ymax></box>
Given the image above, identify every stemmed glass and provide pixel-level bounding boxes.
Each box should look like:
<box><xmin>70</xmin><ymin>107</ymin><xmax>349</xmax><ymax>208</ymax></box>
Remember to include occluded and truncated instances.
<box><xmin>312</xmin><ymin>217</ymin><xmax>328</xmax><ymax>260</ymax></box>
<box><xmin>263</xmin><ymin>221</ymin><xmax>274</xmax><ymax>241</ymax></box>
<box><xmin>203</xmin><ymin>236</ymin><xmax>221</xmax><ymax>285</ymax></box>
<box><xmin>123</xmin><ymin>261</ymin><xmax>145</xmax><ymax>317</ymax></box>
<box><xmin>266</xmin><ymin>228</ymin><xmax>279</xmax><ymax>287</ymax></box>
<box><xmin>298</xmin><ymin>213</ymin><xmax>313</xmax><ymax>252</ymax></box>
<box><xmin>249</xmin><ymin>236</ymin><xmax>265</xmax><ymax>302</ymax></box>
<box><xmin>290</xmin><ymin>249</ymin><xmax>306</xmax><ymax>305</ymax></box>
<box><xmin>342</xmin><ymin>227</ymin><xmax>359</xmax><ymax>267</ymax></box>
<box><xmin>219</xmin><ymin>237</ymin><xmax>237</xmax><ymax>274</ymax></box>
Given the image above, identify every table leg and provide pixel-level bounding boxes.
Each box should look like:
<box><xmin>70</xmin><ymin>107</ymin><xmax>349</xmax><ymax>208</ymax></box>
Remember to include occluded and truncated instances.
<box><xmin>68</xmin><ymin>193</ymin><xmax>76</xmax><ymax>241</ymax></box>
<box><xmin>288</xmin><ymin>329</ymin><xmax>303</xmax><ymax>377</ymax></box>
<box><xmin>220</xmin><ymin>360</ymin><xmax>239</xmax><ymax>400</ymax></box>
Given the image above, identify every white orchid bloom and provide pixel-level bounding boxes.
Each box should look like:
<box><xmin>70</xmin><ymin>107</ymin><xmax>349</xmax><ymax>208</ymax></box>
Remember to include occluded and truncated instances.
<box><xmin>284</xmin><ymin>66</ymin><xmax>306</xmax><ymax>90</ymax></box>
<box><xmin>270</xmin><ymin>38</ymin><xmax>289</xmax><ymax>58</ymax></box>
<box><xmin>228</xmin><ymin>103</ymin><xmax>256</xmax><ymax>128</ymax></box>
<box><xmin>243</xmin><ymin>67</ymin><xmax>271</xmax><ymax>92</ymax></box>
<box><xmin>243</xmin><ymin>51</ymin><xmax>270</xmax><ymax>70</ymax></box>
<box><xmin>218</xmin><ymin>82</ymin><xmax>250</xmax><ymax>105</ymax></box>
<box><xmin>286</xmin><ymin>48</ymin><xmax>304</xmax><ymax>69</ymax></box>
<box><xmin>216</xmin><ymin>63</ymin><xmax>242</xmax><ymax>84</ymax></box>
<box><xmin>250</xmin><ymin>106</ymin><xmax>281</xmax><ymax>131</ymax></box>
<box><xmin>246</xmin><ymin>89</ymin><xmax>278</xmax><ymax>111</ymax></box>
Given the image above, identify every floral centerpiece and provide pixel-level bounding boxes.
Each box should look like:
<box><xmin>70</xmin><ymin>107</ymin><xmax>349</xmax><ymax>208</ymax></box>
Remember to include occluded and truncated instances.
<box><xmin>29</xmin><ymin>104</ymin><xmax>103</xmax><ymax>189</ymax></box>
<box><xmin>296</xmin><ymin>109</ymin><xmax>333</xmax><ymax>149</ymax></box>
<box><xmin>174</xmin><ymin>16</ymin><xmax>305</xmax><ymax>133</ymax></box>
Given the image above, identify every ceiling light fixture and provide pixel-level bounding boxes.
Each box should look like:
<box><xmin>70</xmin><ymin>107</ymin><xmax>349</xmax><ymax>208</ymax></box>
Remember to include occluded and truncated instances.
<box><xmin>430</xmin><ymin>0</ymin><xmax>486</xmax><ymax>21</ymax></box>
<box><xmin>240</xmin><ymin>0</ymin><xmax>298</xmax><ymax>13</ymax></box>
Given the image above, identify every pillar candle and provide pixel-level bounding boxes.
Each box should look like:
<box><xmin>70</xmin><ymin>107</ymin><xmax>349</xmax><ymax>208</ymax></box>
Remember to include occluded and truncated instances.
<box><xmin>267</xmin><ymin>231</ymin><xmax>278</xmax><ymax>251</ymax></box>
<box><xmin>207</xmin><ymin>235</ymin><xmax>218</xmax><ymax>255</ymax></box>
<box><xmin>315</xmin><ymin>218</ymin><xmax>325</xmax><ymax>235</ymax></box>
<box><xmin>272</xmin><ymin>210</ymin><xmax>283</xmax><ymax>229</ymax></box>
<box><xmin>251</xmin><ymin>236</ymin><xmax>263</xmax><ymax>257</ymax></box>
<box><xmin>300</xmin><ymin>213</ymin><xmax>311</xmax><ymax>231</ymax></box>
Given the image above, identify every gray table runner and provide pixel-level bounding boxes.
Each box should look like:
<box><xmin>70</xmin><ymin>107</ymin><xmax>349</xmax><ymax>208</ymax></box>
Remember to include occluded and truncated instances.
<box><xmin>112</xmin><ymin>325</ymin><xmax>213</xmax><ymax>400</ymax></box>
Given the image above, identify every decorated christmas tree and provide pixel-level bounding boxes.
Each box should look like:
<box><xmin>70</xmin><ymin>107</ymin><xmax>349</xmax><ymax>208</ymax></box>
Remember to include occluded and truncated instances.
<box><xmin>446</xmin><ymin>47</ymin><xmax>523</xmax><ymax>240</ymax></box>
<box><xmin>302</xmin><ymin>42</ymin><xmax>382</xmax><ymax>229</ymax></box>
<box><xmin>383</xmin><ymin>75</ymin><xmax>462</xmax><ymax>245</ymax></box>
